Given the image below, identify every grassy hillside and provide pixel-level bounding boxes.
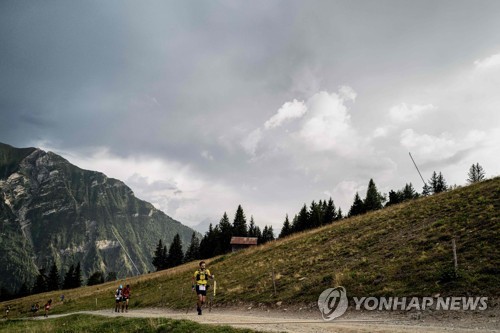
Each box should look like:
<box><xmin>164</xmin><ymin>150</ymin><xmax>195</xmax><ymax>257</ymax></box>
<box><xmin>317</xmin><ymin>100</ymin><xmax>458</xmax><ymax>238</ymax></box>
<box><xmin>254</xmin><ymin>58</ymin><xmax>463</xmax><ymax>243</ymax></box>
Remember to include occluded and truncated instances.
<box><xmin>3</xmin><ymin>177</ymin><xmax>499</xmax><ymax>318</ymax></box>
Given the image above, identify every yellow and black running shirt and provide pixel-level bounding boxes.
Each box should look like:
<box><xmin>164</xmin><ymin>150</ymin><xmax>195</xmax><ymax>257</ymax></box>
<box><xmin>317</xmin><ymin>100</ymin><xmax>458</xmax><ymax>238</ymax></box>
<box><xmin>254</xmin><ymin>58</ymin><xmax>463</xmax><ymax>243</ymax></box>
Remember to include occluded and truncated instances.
<box><xmin>194</xmin><ymin>269</ymin><xmax>211</xmax><ymax>285</ymax></box>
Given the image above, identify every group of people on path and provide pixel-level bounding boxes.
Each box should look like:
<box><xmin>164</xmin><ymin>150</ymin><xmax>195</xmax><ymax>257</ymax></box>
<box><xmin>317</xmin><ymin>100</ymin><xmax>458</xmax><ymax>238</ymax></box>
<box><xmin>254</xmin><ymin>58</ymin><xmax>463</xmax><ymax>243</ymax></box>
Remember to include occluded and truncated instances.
<box><xmin>18</xmin><ymin>263</ymin><xmax>213</xmax><ymax>320</ymax></box>
<box><xmin>30</xmin><ymin>299</ymin><xmax>51</xmax><ymax>318</ymax></box>
<box><xmin>111</xmin><ymin>261</ymin><xmax>214</xmax><ymax>316</ymax></box>
<box><xmin>114</xmin><ymin>284</ymin><xmax>131</xmax><ymax>313</ymax></box>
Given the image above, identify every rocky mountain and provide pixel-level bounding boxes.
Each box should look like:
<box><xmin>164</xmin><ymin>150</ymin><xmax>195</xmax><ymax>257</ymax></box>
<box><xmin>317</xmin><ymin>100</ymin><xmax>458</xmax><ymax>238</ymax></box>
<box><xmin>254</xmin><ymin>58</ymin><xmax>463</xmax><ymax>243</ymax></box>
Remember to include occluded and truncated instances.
<box><xmin>0</xmin><ymin>142</ymin><xmax>197</xmax><ymax>293</ymax></box>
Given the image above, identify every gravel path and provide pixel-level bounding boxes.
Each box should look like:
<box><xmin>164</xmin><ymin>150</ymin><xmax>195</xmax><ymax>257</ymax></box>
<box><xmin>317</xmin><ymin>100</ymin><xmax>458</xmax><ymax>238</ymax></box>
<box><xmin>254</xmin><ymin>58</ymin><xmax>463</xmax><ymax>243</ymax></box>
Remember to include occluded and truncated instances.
<box><xmin>39</xmin><ymin>306</ymin><xmax>499</xmax><ymax>333</ymax></box>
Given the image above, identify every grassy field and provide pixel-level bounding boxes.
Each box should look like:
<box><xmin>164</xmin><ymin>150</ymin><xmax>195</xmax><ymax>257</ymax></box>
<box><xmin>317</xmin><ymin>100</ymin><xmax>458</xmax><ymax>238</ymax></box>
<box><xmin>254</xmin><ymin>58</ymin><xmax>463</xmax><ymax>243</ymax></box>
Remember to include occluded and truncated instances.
<box><xmin>0</xmin><ymin>314</ymin><xmax>263</xmax><ymax>333</ymax></box>
<box><xmin>2</xmin><ymin>177</ymin><xmax>499</xmax><ymax>321</ymax></box>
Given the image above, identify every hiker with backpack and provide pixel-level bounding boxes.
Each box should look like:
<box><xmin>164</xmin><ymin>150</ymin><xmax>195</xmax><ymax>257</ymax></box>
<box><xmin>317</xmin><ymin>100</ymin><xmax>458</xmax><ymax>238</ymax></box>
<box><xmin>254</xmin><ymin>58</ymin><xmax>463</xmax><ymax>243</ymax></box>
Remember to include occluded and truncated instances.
<box><xmin>192</xmin><ymin>261</ymin><xmax>215</xmax><ymax>315</ymax></box>
<box><xmin>121</xmin><ymin>284</ymin><xmax>131</xmax><ymax>312</ymax></box>
<box><xmin>115</xmin><ymin>285</ymin><xmax>123</xmax><ymax>312</ymax></box>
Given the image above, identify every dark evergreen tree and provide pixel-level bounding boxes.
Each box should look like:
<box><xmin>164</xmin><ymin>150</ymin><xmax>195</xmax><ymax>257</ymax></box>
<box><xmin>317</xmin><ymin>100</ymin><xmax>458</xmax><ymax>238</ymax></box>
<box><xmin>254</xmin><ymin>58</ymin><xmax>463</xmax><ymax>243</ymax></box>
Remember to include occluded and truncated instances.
<box><xmin>232</xmin><ymin>205</ymin><xmax>248</xmax><ymax>236</ymax></box>
<box><xmin>87</xmin><ymin>271</ymin><xmax>105</xmax><ymax>286</ymax></box>
<box><xmin>259</xmin><ymin>225</ymin><xmax>275</xmax><ymax>244</ymax></box>
<box><xmin>309</xmin><ymin>201</ymin><xmax>323</xmax><ymax>228</ymax></box>
<box><xmin>167</xmin><ymin>234</ymin><xmax>184</xmax><ymax>268</ymax></box>
<box><xmin>218</xmin><ymin>212</ymin><xmax>233</xmax><ymax>254</ymax></box>
<box><xmin>402</xmin><ymin>183</ymin><xmax>419</xmax><ymax>200</ymax></box>
<box><xmin>324</xmin><ymin>198</ymin><xmax>337</xmax><ymax>224</ymax></box>
<box><xmin>293</xmin><ymin>204</ymin><xmax>309</xmax><ymax>232</ymax></box>
<box><xmin>152</xmin><ymin>239</ymin><xmax>167</xmax><ymax>271</ymax></box>
<box><xmin>17</xmin><ymin>283</ymin><xmax>30</xmax><ymax>298</ymax></box>
<box><xmin>199</xmin><ymin>224</ymin><xmax>214</xmax><ymax>258</ymax></box>
<box><xmin>429</xmin><ymin>171</ymin><xmax>447</xmax><ymax>193</ymax></box>
<box><xmin>386</xmin><ymin>189</ymin><xmax>403</xmax><ymax>206</ymax></box>
<box><xmin>47</xmin><ymin>262</ymin><xmax>60</xmax><ymax>291</ymax></box>
<box><xmin>364</xmin><ymin>179</ymin><xmax>384</xmax><ymax>211</ymax></box>
<box><xmin>348</xmin><ymin>192</ymin><xmax>365</xmax><ymax>217</ymax></box>
<box><xmin>106</xmin><ymin>272</ymin><xmax>117</xmax><ymax>282</ymax></box>
<box><xmin>73</xmin><ymin>262</ymin><xmax>82</xmax><ymax>288</ymax></box>
<box><xmin>336</xmin><ymin>207</ymin><xmax>343</xmax><ymax>220</ymax></box>
<box><xmin>184</xmin><ymin>232</ymin><xmax>201</xmax><ymax>263</ymax></box>
<box><xmin>279</xmin><ymin>214</ymin><xmax>292</xmax><ymax>238</ymax></box>
<box><xmin>248</xmin><ymin>216</ymin><xmax>258</xmax><ymax>237</ymax></box>
<box><xmin>422</xmin><ymin>183</ymin><xmax>432</xmax><ymax>196</ymax></box>
<box><xmin>62</xmin><ymin>265</ymin><xmax>75</xmax><ymax>289</ymax></box>
<box><xmin>32</xmin><ymin>268</ymin><xmax>48</xmax><ymax>294</ymax></box>
<box><xmin>467</xmin><ymin>163</ymin><xmax>485</xmax><ymax>184</ymax></box>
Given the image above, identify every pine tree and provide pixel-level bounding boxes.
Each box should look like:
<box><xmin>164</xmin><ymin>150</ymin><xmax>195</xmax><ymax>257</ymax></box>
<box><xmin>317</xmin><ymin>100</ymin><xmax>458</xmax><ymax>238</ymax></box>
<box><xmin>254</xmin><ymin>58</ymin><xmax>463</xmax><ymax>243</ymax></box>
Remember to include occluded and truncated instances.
<box><xmin>106</xmin><ymin>272</ymin><xmax>117</xmax><ymax>282</ymax></box>
<box><xmin>430</xmin><ymin>171</ymin><xmax>447</xmax><ymax>193</ymax></box>
<box><xmin>87</xmin><ymin>271</ymin><xmax>105</xmax><ymax>286</ymax></box>
<box><xmin>161</xmin><ymin>245</ymin><xmax>169</xmax><ymax>269</ymax></box>
<box><xmin>260</xmin><ymin>225</ymin><xmax>275</xmax><ymax>244</ymax></box>
<box><xmin>184</xmin><ymin>232</ymin><xmax>201</xmax><ymax>263</ymax></box>
<box><xmin>422</xmin><ymin>183</ymin><xmax>432</xmax><ymax>196</ymax></box>
<box><xmin>218</xmin><ymin>212</ymin><xmax>233</xmax><ymax>254</ymax></box>
<box><xmin>32</xmin><ymin>268</ymin><xmax>48</xmax><ymax>294</ymax></box>
<box><xmin>402</xmin><ymin>183</ymin><xmax>419</xmax><ymax>200</ymax></box>
<box><xmin>63</xmin><ymin>265</ymin><xmax>74</xmax><ymax>289</ymax></box>
<box><xmin>248</xmin><ymin>216</ymin><xmax>258</xmax><ymax>237</ymax></box>
<box><xmin>152</xmin><ymin>239</ymin><xmax>166</xmax><ymax>271</ymax></box>
<box><xmin>336</xmin><ymin>207</ymin><xmax>343</xmax><ymax>220</ymax></box>
<box><xmin>467</xmin><ymin>163</ymin><xmax>485</xmax><ymax>184</ymax></box>
<box><xmin>293</xmin><ymin>204</ymin><xmax>309</xmax><ymax>232</ymax></box>
<box><xmin>348</xmin><ymin>192</ymin><xmax>365</xmax><ymax>217</ymax></box>
<box><xmin>386</xmin><ymin>189</ymin><xmax>403</xmax><ymax>206</ymax></box>
<box><xmin>199</xmin><ymin>224</ymin><xmax>214</xmax><ymax>258</ymax></box>
<box><xmin>167</xmin><ymin>234</ymin><xmax>184</xmax><ymax>268</ymax></box>
<box><xmin>364</xmin><ymin>178</ymin><xmax>384</xmax><ymax>211</ymax></box>
<box><xmin>324</xmin><ymin>198</ymin><xmax>337</xmax><ymax>224</ymax></box>
<box><xmin>232</xmin><ymin>205</ymin><xmax>248</xmax><ymax>236</ymax></box>
<box><xmin>309</xmin><ymin>201</ymin><xmax>323</xmax><ymax>228</ymax></box>
<box><xmin>279</xmin><ymin>214</ymin><xmax>292</xmax><ymax>238</ymax></box>
<box><xmin>47</xmin><ymin>262</ymin><xmax>60</xmax><ymax>291</ymax></box>
<box><xmin>73</xmin><ymin>262</ymin><xmax>82</xmax><ymax>288</ymax></box>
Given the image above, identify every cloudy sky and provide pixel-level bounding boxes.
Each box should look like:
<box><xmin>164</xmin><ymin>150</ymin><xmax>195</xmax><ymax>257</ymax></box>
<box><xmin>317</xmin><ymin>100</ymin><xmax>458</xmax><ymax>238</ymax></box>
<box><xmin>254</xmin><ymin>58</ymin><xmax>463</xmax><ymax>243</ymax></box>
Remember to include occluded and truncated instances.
<box><xmin>2</xmin><ymin>0</ymin><xmax>500</xmax><ymax>233</ymax></box>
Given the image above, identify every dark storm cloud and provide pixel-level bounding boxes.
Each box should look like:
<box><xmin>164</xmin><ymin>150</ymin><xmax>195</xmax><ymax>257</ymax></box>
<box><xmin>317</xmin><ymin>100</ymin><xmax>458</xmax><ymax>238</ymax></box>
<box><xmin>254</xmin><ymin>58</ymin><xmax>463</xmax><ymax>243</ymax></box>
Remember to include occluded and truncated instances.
<box><xmin>2</xmin><ymin>0</ymin><xmax>500</xmax><ymax>228</ymax></box>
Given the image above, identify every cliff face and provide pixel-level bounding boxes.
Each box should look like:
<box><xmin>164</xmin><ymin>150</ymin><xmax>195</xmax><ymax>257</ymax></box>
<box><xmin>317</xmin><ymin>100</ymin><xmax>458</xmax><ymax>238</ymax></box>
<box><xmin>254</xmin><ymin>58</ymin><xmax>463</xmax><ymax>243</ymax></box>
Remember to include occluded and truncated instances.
<box><xmin>0</xmin><ymin>143</ymin><xmax>196</xmax><ymax>292</ymax></box>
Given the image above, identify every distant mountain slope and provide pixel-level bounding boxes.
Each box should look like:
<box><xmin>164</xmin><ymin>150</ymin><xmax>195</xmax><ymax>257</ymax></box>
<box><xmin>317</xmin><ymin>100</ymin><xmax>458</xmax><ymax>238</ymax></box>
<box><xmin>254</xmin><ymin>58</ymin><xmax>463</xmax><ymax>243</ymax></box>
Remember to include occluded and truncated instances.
<box><xmin>0</xmin><ymin>143</ymin><xmax>197</xmax><ymax>292</ymax></box>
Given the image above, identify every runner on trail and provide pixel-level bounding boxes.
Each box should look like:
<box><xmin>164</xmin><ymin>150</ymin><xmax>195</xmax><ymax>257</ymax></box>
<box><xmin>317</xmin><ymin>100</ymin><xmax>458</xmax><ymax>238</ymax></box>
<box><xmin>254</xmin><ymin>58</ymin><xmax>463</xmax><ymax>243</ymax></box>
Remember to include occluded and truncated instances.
<box><xmin>115</xmin><ymin>285</ymin><xmax>123</xmax><ymax>312</ymax></box>
<box><xmin>44</xmin><ymin>299</ymin><xmax>52</xmax><ymax>318</ymax></box>
<box><xmin>122</xmin><ymin>284</ymin><xmax>131</xmax><ymax>312</ymax></box>
<box><xmin>192</xmin><ymin>261</ymin><xmax>214</xmax><ymax>315</ymax></box>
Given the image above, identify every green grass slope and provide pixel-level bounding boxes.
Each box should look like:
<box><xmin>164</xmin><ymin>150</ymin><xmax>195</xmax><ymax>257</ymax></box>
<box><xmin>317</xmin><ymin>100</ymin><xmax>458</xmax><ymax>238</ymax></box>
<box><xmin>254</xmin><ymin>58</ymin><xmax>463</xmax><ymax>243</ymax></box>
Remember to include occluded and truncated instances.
<box><xmin>3</xmin><ymin>177</ymin><xmax>499</xmax><ymax>318</ymax></box>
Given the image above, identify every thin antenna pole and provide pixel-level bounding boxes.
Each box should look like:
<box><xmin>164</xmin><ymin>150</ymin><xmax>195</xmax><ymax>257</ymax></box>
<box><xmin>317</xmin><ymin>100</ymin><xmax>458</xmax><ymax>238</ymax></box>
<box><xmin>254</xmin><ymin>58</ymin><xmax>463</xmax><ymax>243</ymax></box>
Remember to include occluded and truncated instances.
<box><xmin>409</xmin><ymin>152</ymin><xmax>427</xmax><ymax>186</ymax></box>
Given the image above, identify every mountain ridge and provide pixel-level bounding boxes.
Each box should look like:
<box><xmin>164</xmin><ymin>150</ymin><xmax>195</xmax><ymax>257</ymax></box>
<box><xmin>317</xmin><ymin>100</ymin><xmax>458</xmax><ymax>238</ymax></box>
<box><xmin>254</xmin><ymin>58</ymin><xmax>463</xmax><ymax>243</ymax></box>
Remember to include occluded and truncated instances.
<box><xmin>0</xmin><ymin>142</ymin><xmax>197</xmax><ymax>293</ymax></box>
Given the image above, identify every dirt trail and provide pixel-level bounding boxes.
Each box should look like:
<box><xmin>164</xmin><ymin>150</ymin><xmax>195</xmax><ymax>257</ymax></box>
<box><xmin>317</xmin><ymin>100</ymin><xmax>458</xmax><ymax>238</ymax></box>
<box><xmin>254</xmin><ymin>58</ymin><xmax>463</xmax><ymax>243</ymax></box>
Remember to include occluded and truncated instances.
<box><xmin>39</xmin><ymin>306</ymin><xmax>499</xmax><ymax>333</ymax></box>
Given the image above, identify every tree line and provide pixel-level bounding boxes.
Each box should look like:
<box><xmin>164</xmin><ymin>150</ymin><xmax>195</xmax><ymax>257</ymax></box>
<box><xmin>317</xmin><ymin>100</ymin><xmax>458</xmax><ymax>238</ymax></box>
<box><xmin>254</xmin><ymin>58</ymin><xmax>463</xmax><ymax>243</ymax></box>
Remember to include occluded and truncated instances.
<box><xmin>278</xmin><ymin>163</ymin><xmax>487</xmax><ymax>238</ymax></box>
<box><xmin>0</xmin><ymin>261</ymin><xmax>121</xmax><ymax>301</ymax></box>
<box><xmin>152</xmin><ymin>205</ymin><xmax>276</xmax><ymax>271</ymax></box>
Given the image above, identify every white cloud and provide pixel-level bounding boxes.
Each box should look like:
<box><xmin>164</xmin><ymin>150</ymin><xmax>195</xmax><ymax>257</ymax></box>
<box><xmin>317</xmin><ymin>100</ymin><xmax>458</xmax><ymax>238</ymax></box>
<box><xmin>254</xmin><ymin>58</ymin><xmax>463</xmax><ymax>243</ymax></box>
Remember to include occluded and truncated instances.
<box><xmin>264</xmin><ymin>99</ymin><xmax>307</xmax><ymax>129</ymax></box>
<box><xmin>338</xmin><ymin>85</ymin><xmax>357</xmax><ymax>102</ymax></box>
<box><xmin>389</xmin><ymin>103</ymin><xmax>436</xmax><ymax>123</ymax></box>
<box><xmin>474</xmin><ymin>53</ymin><xmax>500</xmax><ymax>69</ymax></box>
<box><xmin>299</xmin><ymin>90</ymin><xmax>359</xmax><ymax>155</ymax></box>
<box><xmin>400</xmin><ymin>129</ymin><xmax>485</xmax><ymax>161</ymax></box>
<box><xmin>241</xmin><ymin>128</ymin><xmax>263</xmax><ymax>156</ymax></box>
